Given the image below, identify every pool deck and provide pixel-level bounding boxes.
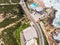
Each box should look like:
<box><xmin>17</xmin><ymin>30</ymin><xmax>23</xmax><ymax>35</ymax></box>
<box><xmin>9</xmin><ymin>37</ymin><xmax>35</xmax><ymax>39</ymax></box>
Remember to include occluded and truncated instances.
<box><xmin>33</xmin><ymin>0</ymin><xmax>45</xmax><ymax>8</ymax></box>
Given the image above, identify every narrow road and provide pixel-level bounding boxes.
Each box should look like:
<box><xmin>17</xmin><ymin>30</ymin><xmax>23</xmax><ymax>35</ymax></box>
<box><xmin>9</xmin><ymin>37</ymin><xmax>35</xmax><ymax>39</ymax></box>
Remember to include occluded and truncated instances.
<box><xmin>20</xmin><ymin>0</ymin><xmax>44</xmax><ymax>45</ymax></box>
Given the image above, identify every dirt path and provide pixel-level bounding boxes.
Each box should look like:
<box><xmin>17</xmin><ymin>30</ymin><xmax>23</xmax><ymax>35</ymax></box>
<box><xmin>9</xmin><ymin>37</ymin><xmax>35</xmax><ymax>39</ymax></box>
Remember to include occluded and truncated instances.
<box><xmin>0</xmin><ymin>17</ymin><xmax>25</xmax><ymax>34</ymax></box>
<box><xmin>0</xmin><ymin>14</ymin><xmax>5</xmax><ymax>22</ymax></box>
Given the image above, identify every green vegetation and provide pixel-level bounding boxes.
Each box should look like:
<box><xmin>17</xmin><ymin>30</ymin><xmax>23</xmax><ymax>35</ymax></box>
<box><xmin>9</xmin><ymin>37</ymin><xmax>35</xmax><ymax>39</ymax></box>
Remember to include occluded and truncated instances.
<box><xmin>25</xmin><ymin>3</ymin><xmax>30</xmax><ymax>11</ymax></box>
<box><xmin>17</xmin><ymin>4</ymin><xmax>25</xmax><ymax>15</ymax></box>
<box><xmin>1</xmin><ymin>22</ymin><xmax>21</xmax><ymax>45</ymax></box>
<box><xmin>0</xmin><ymin>0</ymin><xmax>20</xmax><ymax>3</ymax></box>
<box><xmin>0</xmin><ymin>22</ymin><xmax>30</xmax><ymax>45</ymax></box>
<box><xmin>24</xmin><ymin>0</ymin><xmax>27</xmax><ymax>2</ymax></box>
<box><xmin>0</xmin><ymin>3</ymin><xmax>29</xmax><ymax>45</ymax></box>
<box><xmin>42</xmin><ymin>30</ymin><xmax>48</xmax><ymax>45</ymax></box>
<box><xmin>0</xmin><ymin>0</ymin><xmax>10</xmax><ymax>3</ymax></box>
<box><xmin>25</xmin><ymin>1</ymin><xmax>32</xmax><ymax>12</ymax></box>
<box><xmin>0</xmin><ymin>5</ymin><xmax>24</xmax><ymax>15</ymax></box>
<box><xmin>0</xmin><ymin>1</ymin><xmax>30</xmax><ymax>45</ymax></box>
<box><xmin>36</xmin><ymin>38</ymin><xmax>39</xmax><ymax>45</ymax></box>
<box><xmin>0</xmin><ymin>4</ymin><xmax>25</xmax><ymax>28</ymax></box>
<box><xmin>11</xmin><ymin>0</ymin><xmax>20</xmax><ymax>3</ymax></box>
<box><xmin>14</xmin><ymin>23</ymin><xmax>30</xmax><ymax>45</ymax></box>
<box><xmin>0</xmin><ymin>5</ymin><xmax>17</xmax><ymax>13</ymax></box>
<box><xmin>0</xmin><ymin>17</ymin><xmax>20</xmax><ymax>28</ymax></box>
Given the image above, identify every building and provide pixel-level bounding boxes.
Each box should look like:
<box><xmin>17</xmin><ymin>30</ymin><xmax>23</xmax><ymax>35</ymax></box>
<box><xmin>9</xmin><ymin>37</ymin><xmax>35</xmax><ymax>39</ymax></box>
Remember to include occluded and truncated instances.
<box><xmin>26</xmin><ymin>39</ymin><xmax>38</xmax><ymax>45</ymax></box>
<box><xmin>53</xmin><ymin>32</ymin><xmax>60</xmax><ymax>45</ymax></box>
<box><xmin>41</xmin><ymin>0</ymin><xmax>60</xmax><ymax>9</ymax></box>
<box><xmin>52</xmin><ymin>11</ymin><xmax>60</xmax><ymax>28</ymax></box>
<box><xmin>53</xmin><ymin>32</ymin><xmax>60</xmax><ymax>41</ymax></box>
<box><xmin>23</xmin><ymin>27</ymin><xmax>38</xmax><ymax>41</ymax></box>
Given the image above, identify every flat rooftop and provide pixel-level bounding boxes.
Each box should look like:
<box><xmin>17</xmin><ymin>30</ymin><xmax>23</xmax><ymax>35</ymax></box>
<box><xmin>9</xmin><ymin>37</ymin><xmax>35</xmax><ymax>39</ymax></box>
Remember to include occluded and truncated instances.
<box><xmin>23</xmin><ymin>27</ymin><xmax>38</xmax><ymax>41</ymax></box>
<box><xmin>26</xmin><ymin>39</ymin><xmax>38</xmax><ymax>45</ymax></box>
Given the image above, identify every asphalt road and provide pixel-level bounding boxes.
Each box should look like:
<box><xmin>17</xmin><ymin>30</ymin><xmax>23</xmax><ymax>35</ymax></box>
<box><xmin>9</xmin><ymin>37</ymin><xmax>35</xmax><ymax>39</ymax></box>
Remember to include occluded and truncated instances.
<box><xmin>20</xmin><ymin>0</ymin><xmax>44</xmax><ymax>45</ymax></box>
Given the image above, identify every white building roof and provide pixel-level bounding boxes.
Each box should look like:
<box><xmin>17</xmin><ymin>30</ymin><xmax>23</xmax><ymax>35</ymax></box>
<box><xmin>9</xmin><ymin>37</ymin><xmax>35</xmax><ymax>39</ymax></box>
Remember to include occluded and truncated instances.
<box><xmin>55</xmin><ymin>11</ymin><xmax>60</xmax><ymax>19</ymax></box>
<box><xmin>53</xmin><ymin>32</ymin><xmax>60</xmax><ymax>41</ymax></box>
<box><xmin>35</xmin><ymin>7</ymin><xmax>43</xmax><ymax>11</ymax></box>
<box><xmin>52</xmin><ymin>11</ymin><xmax>60</xmax><ymax>28</ymax></box>
<box><xmin>41</xmin><ymin>0</ymin><xmax>52</xmax><ymax>7</ymax></box>
<box><xmin>23</xmin><ymin>27</ymin><xmax>38</xmax><ymax>41</ymax></box>
<box><xmin>52</xmin><ymin>18</ymin><xmax>60</xmax><ymax>28</ymax></box>
<box><xmin>26</xmin><ymin>39</ymin><xmax>38</xmax><ymax>45</ymax></box>
<box><xmin>53</xmin><ymin>1</ymin><xmax>60</xmax><ymax>10</ymax></box>
<box><xmin>42</xmin><ymin>0</ymin><xmax>60</xmax><ymax>10</ymax></box>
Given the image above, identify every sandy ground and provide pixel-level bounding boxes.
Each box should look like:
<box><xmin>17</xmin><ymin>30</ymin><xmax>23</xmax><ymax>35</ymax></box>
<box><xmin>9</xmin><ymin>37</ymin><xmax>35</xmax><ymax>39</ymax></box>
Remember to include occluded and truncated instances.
<box><xmin>0</xmin><ymin>38</ymin><xmax>5</xmax><ymax>45</ymax></box>
<box><xmin>0</xmin><ymin>13</ymin><xmax>4</xmax><ymax>22</ymax></box>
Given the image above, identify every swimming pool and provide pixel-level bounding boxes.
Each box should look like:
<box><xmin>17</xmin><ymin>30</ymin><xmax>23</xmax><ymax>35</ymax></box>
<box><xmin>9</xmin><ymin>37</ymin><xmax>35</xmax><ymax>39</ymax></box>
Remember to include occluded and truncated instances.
<box><xmin>30</xmin><ymin>3</ymin><xmax>38</xmax><ymax>8</ymax></box>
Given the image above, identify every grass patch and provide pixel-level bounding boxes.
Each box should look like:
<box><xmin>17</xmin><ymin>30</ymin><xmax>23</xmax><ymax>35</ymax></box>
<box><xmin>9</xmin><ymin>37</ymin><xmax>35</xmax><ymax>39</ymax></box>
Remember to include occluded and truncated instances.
<box><xmin>0</xmin><ymin>5</ymin><xmax>16</xmax><ymax>12</ymax></box>
<box><xmin>0</xmin><ymin>0</ymin><xmax>20</xmax><ymax>3</ymax></box>
<box><xmin>25</xmin><ymin>2</ymin><xmax>31</xmax><ymax>12</ymax></box>
<box><xmin>0</xmin><ymin>4</ymin><xmax>24</xmax><ymax>15</ymax></box>
<box><xmin>42</xmin><ymin>30</ymin><xmax>48</xmax><ymax>45</ymax></box>
<box><xmin>0</xmin><ymin>0</ymin><xmax>10</xmax><ymax>3</ymax></box>
<box><xmin>0</xmin><ymin>15</ymin><xmax>23</xmax><ymax>28</ymax></box>
<box><xmin>1</xmin><ymin>22</ymin><xmax>21</xmax><ymax>45</ymax></box>
<box><xmin>14</xmin><ymin>23</ymin><xmax>30</xmax><ymax>45</ymax></box>
<box><xmin>36</xmin><ymin>38</ymin><xmax>39</xmax><ymax>45</ymax></box>
<box><xmin>11</xmin><ymin>0</ymin><xmax>20</xmax><ymax>3</ymax></box>
<box><xmin>0</xmin><ymin>4</ymin><xmax>25</xmax><ymax>28</ymax></box>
